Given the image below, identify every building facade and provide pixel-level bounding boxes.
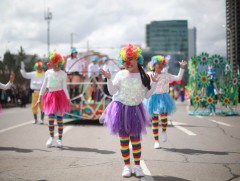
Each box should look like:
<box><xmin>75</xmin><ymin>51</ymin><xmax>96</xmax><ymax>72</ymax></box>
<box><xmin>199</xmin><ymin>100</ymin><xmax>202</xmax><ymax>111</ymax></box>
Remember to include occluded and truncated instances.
<box><xmin>146</xmin><ymin>20</ymin><xmax>189</xmax><ymax>60</ymax></box>
<box><xmin>188</xmin><ymin>27</ymin><xmax>197</xmax><ymax>60</ymax></box>
<box><xmin>226</xmin><ymin>0</ymin><xmax>240</xmax><ymax>73</ymax></box>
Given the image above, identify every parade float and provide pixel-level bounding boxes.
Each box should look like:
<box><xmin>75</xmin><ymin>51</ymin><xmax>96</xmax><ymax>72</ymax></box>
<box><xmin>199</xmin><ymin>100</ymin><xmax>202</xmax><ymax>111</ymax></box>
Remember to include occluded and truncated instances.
<box><xmin>187</xmin><ymin>52</ymin><xmax>239</xmax><ymax>116</ymax></box>
<box><xmin>64</xmin><ymin>52</ymin><xmax>118</xmax><ymax>120</ymax></box>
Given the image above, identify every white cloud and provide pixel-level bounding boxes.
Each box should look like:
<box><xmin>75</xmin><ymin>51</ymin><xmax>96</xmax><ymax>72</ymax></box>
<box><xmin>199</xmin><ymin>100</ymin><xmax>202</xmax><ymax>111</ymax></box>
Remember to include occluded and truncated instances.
<box><xmin>0</xmin><ymin>0</ymin><xmax>227</xmax><ymax>60</ymax></box>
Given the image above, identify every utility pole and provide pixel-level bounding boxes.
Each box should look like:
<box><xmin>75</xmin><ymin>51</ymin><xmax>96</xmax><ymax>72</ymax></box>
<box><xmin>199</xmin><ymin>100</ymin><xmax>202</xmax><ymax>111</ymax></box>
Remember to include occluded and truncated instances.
<box><xmin>44</xmin><ymin>8</ymin><xmax>52</xmax><ymax>56</ymax></box>
<box><xmin>70</xmin><ymin>32</ymin><xmax>73</xmax><ymax>49</ymax></box>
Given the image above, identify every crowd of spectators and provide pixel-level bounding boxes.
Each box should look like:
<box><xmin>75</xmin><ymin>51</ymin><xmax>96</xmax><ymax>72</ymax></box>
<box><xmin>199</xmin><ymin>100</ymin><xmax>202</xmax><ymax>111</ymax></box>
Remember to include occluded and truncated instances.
<box><xmin>0</xmin><ymin>84</ymin><xmax>32</xmax><ymax>108</ymax></box>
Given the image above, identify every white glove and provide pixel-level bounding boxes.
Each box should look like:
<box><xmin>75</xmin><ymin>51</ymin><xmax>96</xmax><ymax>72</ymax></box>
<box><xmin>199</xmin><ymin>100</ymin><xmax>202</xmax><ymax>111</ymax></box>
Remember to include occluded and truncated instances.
<box><xmin>21</xmin><ymin>61</ymin><xmax>25</xmax><ymax>70</ymax></box>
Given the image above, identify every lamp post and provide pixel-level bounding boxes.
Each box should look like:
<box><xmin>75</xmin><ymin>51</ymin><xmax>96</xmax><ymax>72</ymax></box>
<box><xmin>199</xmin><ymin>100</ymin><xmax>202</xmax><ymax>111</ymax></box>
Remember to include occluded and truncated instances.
<box><xmin>44</xmin><ymin>8</ymin><xmax>52</xmax><ymax>56</ymax></box>
<box><xmin>70</xmin><ymin>33</ymin><xmax>79</xmax><ymax>49</ymax></box>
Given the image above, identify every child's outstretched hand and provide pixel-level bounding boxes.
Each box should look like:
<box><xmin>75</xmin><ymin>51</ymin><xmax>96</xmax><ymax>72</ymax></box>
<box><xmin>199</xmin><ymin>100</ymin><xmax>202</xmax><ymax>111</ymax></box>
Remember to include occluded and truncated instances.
<box><xmin>9</xmin><ymin>71</ymin><xmax>15</xmax><ymax>83</ymax></box>
<box><xmin>151</xmin><ymin>72</ymin><xmax>160</xmax><ymax>82</ymax></box>
<box><xmin>69</xmin><ymin>101</ymin><xmax>76</xmax><ymax>110</ymax></box>
<box><xmin>35</xmin><ymin>99</ymin><xmax>41</xmax><ymax>107</ymax></box>
<box><xmin>100</xmin><ymin>69</ymin><xmax>111</xmax><ymax>79</ymax></box>
<box><xmin>179</xmin><ymin>60</ymin><xmax>187</xmax><ymax>69</ymax></box>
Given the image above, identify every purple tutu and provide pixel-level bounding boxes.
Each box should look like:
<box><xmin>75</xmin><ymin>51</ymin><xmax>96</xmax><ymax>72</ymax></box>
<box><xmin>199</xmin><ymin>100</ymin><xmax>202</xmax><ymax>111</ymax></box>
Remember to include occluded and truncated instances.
<box><xmin>43</xmin><ymin>90</ymin><xmax>70</xmax><ymax>116</ymax></box>
<box><xmin>99</xmin><ymin>101</ymin><xmax>151</xmax><ymax>137</ymax></box>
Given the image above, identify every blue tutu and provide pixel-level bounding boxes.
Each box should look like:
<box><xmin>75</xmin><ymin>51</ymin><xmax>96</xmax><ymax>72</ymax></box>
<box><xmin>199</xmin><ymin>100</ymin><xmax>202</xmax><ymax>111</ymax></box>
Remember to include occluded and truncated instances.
<box><xmin>144</xmin><ymin>93</ymin><xmax>176</xmax><ymax>115</ymax></box>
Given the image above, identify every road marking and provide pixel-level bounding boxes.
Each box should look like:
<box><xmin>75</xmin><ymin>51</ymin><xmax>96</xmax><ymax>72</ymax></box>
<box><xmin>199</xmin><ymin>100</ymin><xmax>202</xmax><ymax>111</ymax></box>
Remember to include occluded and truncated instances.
<box><xmin>54</xmin><ymin>126</ymin><xmax>73</xmax><ymax>137</ymax></box>
<box><xmin>196</xmin><ymin>116</ymin><xmax>203</xmax><ymax>118</ymax></box>
<box><xmin>171</xmin><ymin>121</ymin><xmax>187</xmax><ymax>126</ymax></box>
<box><xmin>140</xmin><ymin>160</ymin><xmax>155</xmax><ymax>181</ymax></box>
<box><xmin>0</xmin><ymin>121</ymin><xmax>32</xmax><ymax>133</ymax></box>
<box><xmin>209</xmin><ymin>119</ymin><xmax>231</xmax><ymax>127</ymax></box>
<box><xmin>171</xmin><ymin>121</ymin><xmax>196</xmax><ymax>136</ymax></box>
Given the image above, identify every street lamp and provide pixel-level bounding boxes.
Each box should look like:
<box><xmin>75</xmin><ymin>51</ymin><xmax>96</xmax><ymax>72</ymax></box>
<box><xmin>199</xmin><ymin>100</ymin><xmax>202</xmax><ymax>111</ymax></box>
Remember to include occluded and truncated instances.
<box><xmin>70</xmin><ymin>33</ymin><xmax>78</xmax><ymax>49</ymax></box>
<box><xmin>44</xmin><ymin>8</ymin><xmax>52</xmax><ymax>56</ymax></box>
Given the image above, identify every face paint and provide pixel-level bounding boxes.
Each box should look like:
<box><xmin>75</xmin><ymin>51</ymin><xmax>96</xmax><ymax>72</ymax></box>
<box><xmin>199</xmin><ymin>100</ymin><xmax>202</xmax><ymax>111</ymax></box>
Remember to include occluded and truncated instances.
<box><xmin>125</xmin><ymin>61</ymin><xmax>131</xmax><ymax>66</ymax></box>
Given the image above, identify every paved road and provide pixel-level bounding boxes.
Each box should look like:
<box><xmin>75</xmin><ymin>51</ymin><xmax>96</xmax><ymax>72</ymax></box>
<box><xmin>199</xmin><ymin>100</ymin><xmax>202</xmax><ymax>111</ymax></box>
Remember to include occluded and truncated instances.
<box><xmin>0</xmin><ymin>102</ymin><xmax>239</xmax><ymax>181</ymax></box>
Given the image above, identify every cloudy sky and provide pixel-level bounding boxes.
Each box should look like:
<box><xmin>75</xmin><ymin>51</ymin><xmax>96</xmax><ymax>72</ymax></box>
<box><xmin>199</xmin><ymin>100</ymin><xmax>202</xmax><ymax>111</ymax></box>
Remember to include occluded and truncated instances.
<box><xmin>0</xmin><ymin>0</ymin><xmax>226</xmax><ymax>60</ymax></box>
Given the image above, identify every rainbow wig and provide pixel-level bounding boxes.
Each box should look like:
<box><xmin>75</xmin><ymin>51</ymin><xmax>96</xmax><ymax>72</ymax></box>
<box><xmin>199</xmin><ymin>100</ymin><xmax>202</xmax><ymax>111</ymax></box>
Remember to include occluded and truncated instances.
<box><xmin>148</xmin><ymin>55</ymin><xmax>167</xmax><ymax>71</ymax></box>
<box><xmin>48</xmin><ymin>52</ymin><xmax>64</xmax><ymax>68</ymax></box>
<box><xmin>119</xmin><ymin>44</ymin><xmax>143</xmax><ymax>65</ymax></box>
<box><xmin>33</xmin><ymin>61</ymin><xmax>46</xmax><ymax>71</ymax></box>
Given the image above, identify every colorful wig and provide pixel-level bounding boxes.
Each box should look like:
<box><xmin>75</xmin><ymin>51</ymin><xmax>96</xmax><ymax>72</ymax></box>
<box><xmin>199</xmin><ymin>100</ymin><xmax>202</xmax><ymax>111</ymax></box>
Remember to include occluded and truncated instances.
<box><xmin>48</xmin><ymin>52</ymin><xmax>64</xmax><ymax>68</ymax></box>
<box><xmin>148</xmin><ymin>55</ymin><xmax>167</xmax><ymax>71</ymax></box>
<box><xmin>33</xmin><ymin>61</ymin><xmax>46</xmax><ymax>71</ymax></box>
<box><xmin>119</xmin><ymin>44</ymin><xmax>143</xmax><ymax>65</ymax></box>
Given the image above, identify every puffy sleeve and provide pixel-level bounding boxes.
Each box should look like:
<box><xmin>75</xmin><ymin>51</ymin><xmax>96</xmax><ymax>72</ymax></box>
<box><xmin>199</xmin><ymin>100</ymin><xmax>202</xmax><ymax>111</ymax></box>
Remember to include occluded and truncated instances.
<box><xmin>145</xmin><ymin>81</ymin><xmax>157</xmax><ymax>98</ymax></box>
<box><xmin>65</xmin><ymin>59</ymin><xmax>70</xmax><ymax>73</ymax></box>
<box><xmin>0</xmin><ymin>82</ymin><xmax>12</xmax><ymax>90</ymax></box>
<box><xmin>39</xmin><ymin>71</ymin><xmax>48</xmax><ymax>96</ymax></box>
<box><xmin>20</xmin><ymin>69</ymin><xmax>33</xmax><ymax>79</ymax></box>
<box><xmin>168</xmin><ymin>68</ymin><xmax>185</xmax><ymax>81</ymax></box>
<box><xmin>62</xmin><ymin>71</ymin><xmax>70</xmax><ymax>99</ymax></box>
<box><xmin>107</xmin><ymin>71</ymin><xmax>121</xmax><ymax>95</ymax></box>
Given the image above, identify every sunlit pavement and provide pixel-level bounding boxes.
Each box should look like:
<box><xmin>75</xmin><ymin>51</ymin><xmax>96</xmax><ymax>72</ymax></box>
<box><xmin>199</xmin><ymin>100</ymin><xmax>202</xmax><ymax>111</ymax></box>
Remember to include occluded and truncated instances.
<box><xmin>0</xmin><ymin>102</ymin><xmax>239</xmax><ymax>181</ymax></box>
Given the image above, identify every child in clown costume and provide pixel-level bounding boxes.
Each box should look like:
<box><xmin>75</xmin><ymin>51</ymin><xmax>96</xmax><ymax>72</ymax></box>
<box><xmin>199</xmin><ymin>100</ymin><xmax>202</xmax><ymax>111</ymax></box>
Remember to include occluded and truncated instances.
<box><xmin>20</xmin><ymin>61</ymin><xmax>45</xmax><ymax>124</ymax></box>
<box><xmin>145</xmin><ymin>55</ymin><xmax>187</xmax><ymax>149</ymax></box>
<box><xmin>100</xmin><ymin>44</ymin><xmax>159</xmax><ymax>177</ymax></box>
<box><xmin>36</xmin><ymin>52</ymin><xmax>72</xmax><ymax>148</ymax></box>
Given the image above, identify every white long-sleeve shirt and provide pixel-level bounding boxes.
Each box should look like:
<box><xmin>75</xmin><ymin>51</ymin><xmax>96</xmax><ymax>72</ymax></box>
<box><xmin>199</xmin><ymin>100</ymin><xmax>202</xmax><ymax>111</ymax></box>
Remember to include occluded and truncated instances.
<box><xmin>107</xmin><ymin>69</ymin><xmax>157</xmax><ymax>106</ymax></box>
<box><xmin>39</xmin><ymin>69</ymin><xmax>70</xmax><ymax>99</ymax></box>
<box><xmin>65</xmin><ymin>57</ymin><xmax>84</xmax><ymax>74</ymax></box>
<box><xmin>88</xmin><ymin>63</ymin><xmax>100</xmax><ymax>78</ymax></box>
<box><xmin>0</xmin><ymin>82</ymin><xmax>12</xmax><ymax>90</ymax></box>
<box><xmin>147</xmin><ymin>68</ymin><xmax>184</xmax><ymax>94</ymax></box>
<box><xmin>20</xmin><ymin>69</ymin><xmax>45</xmax><ymax>90</ymax></box>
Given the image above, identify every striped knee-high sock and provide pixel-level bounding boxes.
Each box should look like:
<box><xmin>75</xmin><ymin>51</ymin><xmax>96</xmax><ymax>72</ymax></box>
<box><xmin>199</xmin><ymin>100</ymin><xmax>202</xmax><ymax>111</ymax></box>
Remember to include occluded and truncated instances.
<box><xmin>161</xmin><ymin>113</ymin><xmax>168</xmax><ymax>132</ymax></box>
<box><xmin>48</xmin><ymin>114</ymin><xmax>55</xmax><ymax>138</ymax></box>
<box><xmin>57</xmin><ymin>116</ymin><xmax>63</xmax><ymax>140</ymax></box>
<box><xmin>151</xmin><ymin>115</ymin><xmax>159</xmax><ymax>142</ymax></box>
<box><xmin>120</xmin><ymin>136</ymin><xmax>130</xmax><ymax>166</ymax></box>
<box><xmin>130</xmin><ymin>136</ymin><xmax>141</xmax><ymax>166</ymax></box>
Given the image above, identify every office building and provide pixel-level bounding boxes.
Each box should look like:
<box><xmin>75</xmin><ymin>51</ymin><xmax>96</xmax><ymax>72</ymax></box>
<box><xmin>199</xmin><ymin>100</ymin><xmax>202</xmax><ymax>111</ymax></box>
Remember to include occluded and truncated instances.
<box><xmin>226</xmin><ymin>0</ymin><xmax>240</xmax><ymax>73</ymax></box>
<box><xmin>188</xmin><ymin>27</ymin><xmax>197</xmax><ymax>59</ymax></box>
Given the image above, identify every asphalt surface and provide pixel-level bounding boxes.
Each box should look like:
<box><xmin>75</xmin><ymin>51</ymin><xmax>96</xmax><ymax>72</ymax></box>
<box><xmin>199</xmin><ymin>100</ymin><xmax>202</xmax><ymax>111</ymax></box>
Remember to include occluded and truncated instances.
<box><xmin>0</xmin><ymin>102</ymin><xmax>239</xmax><ymax>181</ymax></box>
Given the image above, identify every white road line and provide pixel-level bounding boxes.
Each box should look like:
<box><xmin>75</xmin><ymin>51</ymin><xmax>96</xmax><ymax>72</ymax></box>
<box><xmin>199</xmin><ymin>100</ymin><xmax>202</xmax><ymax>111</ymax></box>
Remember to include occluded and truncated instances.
<box><xmin>140</xmin><ymin>160</ymin><xmax>155</xmax><ymax>181</ymax></box>
<box><xmin>209</xmin><ymin>119</ymin><xmax>231</xmax><ymax>127</ymax></box>
<box><xmin>54</xmin><ymin>126</ymin><xmax>73</xmax><ymax>137</ymax></box>
<box><xmin>196</xmin><ymin>115</ymin><xmax>203</xmax><ymax>118</ymax></box>
<box><xmin>0</xmin><ymin>121</ymin><xmax>32</xmax><ymax>133</ymax></box>
<box><xmin>171</xmin><ymin>121</ymin><xmax>197</xmax><ymax>136</ymax></box>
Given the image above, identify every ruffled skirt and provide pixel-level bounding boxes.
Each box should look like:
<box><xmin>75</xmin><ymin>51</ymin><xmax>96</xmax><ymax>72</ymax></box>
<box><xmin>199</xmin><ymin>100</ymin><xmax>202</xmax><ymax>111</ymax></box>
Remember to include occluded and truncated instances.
<box><xmin>144</xmin><ymin>93</ymin><xmax>176</xmax><ymax>115</ymax></box>
<box><xmin>43</xmin><ymin>90</ymin><xmax>70</xmax><ymax>116</ymax></box>
<box><xmin>99</xmin><ymin>101</ymin><xmax>151</xmax><ymax>137</ymax></box>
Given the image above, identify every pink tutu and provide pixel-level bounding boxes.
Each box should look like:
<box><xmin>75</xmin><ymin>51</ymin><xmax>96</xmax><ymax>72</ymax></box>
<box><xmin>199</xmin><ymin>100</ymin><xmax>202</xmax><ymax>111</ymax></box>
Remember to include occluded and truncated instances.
<box><xmin>43</xmin><ymin>90</ymin><xmax>70</xmax><ymax>116</ymax></box>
